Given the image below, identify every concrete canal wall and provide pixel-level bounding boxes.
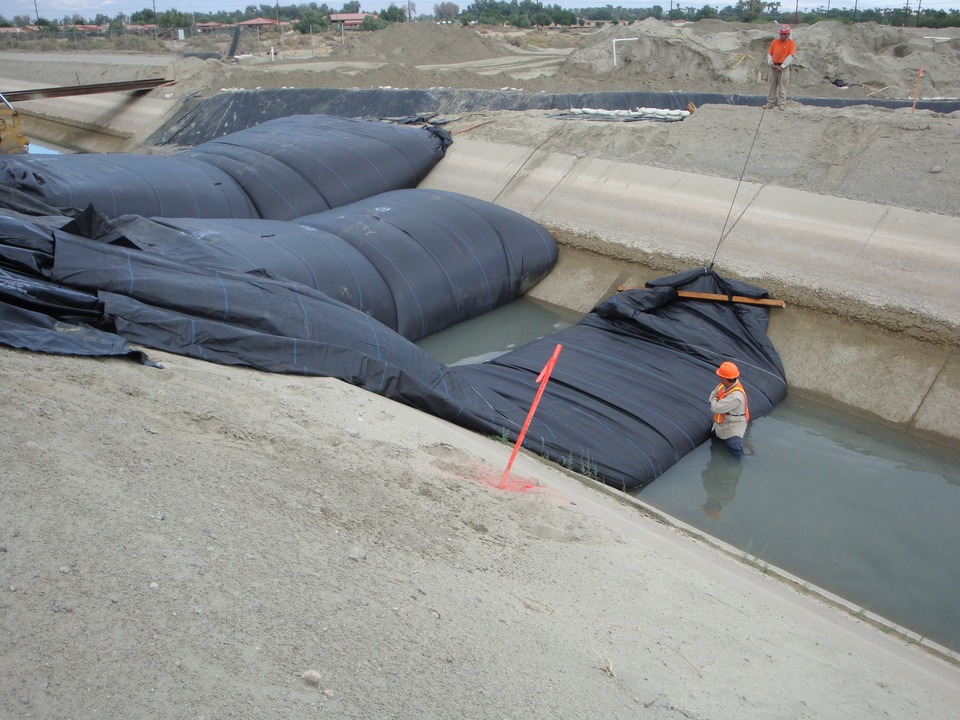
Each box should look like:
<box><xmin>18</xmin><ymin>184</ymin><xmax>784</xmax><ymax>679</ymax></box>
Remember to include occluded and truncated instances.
<box><xmin>420</xmin><ymin>138</ymin><xmax>960</xmax><ymax>448</ymax></box>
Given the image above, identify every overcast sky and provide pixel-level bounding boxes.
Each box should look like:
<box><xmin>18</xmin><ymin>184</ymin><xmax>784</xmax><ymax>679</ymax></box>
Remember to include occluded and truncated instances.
<box><xmin>7</xmin><ymin>0</ymin><xmax>954</xmax><ymax>23</ymax></box>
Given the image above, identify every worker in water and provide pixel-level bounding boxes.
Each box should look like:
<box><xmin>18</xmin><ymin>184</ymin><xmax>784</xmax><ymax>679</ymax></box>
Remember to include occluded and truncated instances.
<box><xmin>709</xmin><ymin>361</ymin><xmax>750</xmax><ymax>457</ymax></box>
<box><xmin>764</xmin><ymin>24</ymin><xmax>796</xmax><ymax>111</ymax></box>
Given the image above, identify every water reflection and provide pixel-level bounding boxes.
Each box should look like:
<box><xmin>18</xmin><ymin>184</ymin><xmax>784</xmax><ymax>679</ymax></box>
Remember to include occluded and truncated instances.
<box><xmin>701</xmin><ymin>436</ymin><xmax>743</xmax><ymax>520</ymax></box>
<box><xmin>417</xmin><ymin>296</ymin><xmax>581</xmax><ymax>366</ymax></box>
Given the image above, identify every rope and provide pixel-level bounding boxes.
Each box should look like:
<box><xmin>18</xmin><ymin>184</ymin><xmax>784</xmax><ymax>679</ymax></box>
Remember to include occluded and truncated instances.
<box><xmin>708</xmin><ymin>105</ymin><xmax>767</xmax><ymax>269</ymax></box>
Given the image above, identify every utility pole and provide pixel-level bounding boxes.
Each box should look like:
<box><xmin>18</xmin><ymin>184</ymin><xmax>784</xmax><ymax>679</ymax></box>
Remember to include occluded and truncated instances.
<box><xmin>916</xmin><ymin>0</ymin><xmax>922</xmax><ymax>26</ymax></box>
<box><xmin>853</xmin><ymin>0</ymin><xmax>858</xmax><ymax>23</ymax></box>
<box><xmin>33</xmin><ymin>0</ymin><xmax>39</xmax><ymax>23</ymax></box>
<box><xmin>152</xmin><ymin>0</ymin><xmax>158</xmax><ymax>42</ymax></box>
<box><xmin>275</xmin><ymin>0</ymin><xmax>284</xmax><ymax>58</ymax></box>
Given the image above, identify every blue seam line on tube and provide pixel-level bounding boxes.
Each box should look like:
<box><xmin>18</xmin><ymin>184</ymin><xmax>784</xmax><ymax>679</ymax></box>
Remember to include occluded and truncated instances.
<box><xmin>214</xmin><ymin>272</ymin><xmax>229</xmax><ymax>323</ymax></box>
<box><xmin>406</xmin><ymin>200</ymin><xmax>494</xmax><ymax>304</ymax></box>
<box><xmin>318</xmin><ymin>236</ymin><xmax>366</xmax><ymax>307</ymax></box>
<box><xmin>568</xmin><ymin>337</ymin><xmax>707</xmax><ymax>408</ymax></box>
<box><xmin>358</xmin><ymin>313</ymin><xmax>383</xmax><ymax>362</ymax></box>
<box><xmin>292</xmin><ymin>291</ymin><xmax>311</xmax><ymax>342</ymax></box>
<box><xmin>548</xmin><ymin>343</ymin><xmax>699</xmax><ymax>449</ymax></box>
<box><xmin>302</xmin><ymin>156</ymin><xmax>356</xmax><ymax>207</ymax></box>
<box><xmin>275</xmin><ymin>243</ymin><xmax>322</xmax><ymax>291</ymax></box>
<box><xmin>195</xmin><ymin>146</ymin><xmax>299</xmax><ymax>217</ymax></box>
<box><xmin>358</xmin><ymin>242</ymin><xmax>426</xmax><ymax>338</ymax></box>
<box><xmin>520</xmin><ymin>387</ymin><xmax>660</xmax><ymax>479</ymax></box>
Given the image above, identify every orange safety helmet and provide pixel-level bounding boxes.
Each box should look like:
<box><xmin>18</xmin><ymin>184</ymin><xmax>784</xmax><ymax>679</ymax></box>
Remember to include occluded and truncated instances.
<box><xmin>716</xmin><ymin>361</ymin><xmax>740</xmax><ymax>380</ymax></box>
<box><xmin>779</xmin><ymin>23</ymin><xmax>791</xmax><ymax>34</ymax></box>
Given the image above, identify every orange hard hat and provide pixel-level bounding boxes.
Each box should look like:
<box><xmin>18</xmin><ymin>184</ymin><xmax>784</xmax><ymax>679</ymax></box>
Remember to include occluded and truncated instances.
<box><xmin>779</xmin><ymin>23</ymin><xmax>791</xmax><ymax>34</ymax></box>
<box><xmin>716</xmin><ymin>361</ymin><xmax>740</xmax><ymax>379</ymax></box>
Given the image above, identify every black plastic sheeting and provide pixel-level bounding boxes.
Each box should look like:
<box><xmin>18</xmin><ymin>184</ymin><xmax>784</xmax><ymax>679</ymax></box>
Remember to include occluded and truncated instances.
<box><xmin>0</xmin><ymin>109</ymin><xmax>788</xmax><ymax>490</ymax></box>
<box><xmin>0</xmin><ymin>115</ymin><xmax>451</xmax><ymax>220</ymax></box>
<box><xmin>106</xmin><ymin>188</ymin><xmax>558</xmax><ymax>341</ymax></box>
<box><xmin>156</xmin><ymin>87</ymin><xmax>960</xmax><ymax>146</ymax></box>
<box><xmin>455</xmin><ymin>268</ymin><xmax>787</xmax><ymax>489</ymax></box>
<box><xmin>0</xmin><ymin>202</ymin><xmax>785</xmax><ymax>489</ymax></box>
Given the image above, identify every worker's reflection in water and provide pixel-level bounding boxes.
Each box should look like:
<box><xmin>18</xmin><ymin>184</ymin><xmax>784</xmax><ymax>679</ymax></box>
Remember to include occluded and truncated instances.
<box><xmin>701</xmin><ymin>435</ymin><xmax>746</xmax><ymax>520</ymax></box>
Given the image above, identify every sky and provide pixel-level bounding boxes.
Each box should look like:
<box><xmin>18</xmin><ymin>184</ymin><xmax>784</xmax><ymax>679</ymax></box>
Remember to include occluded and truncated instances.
<box><xmin>6</xmin><ymin>0</ymin><xmax>956</xmax><ymax>24</ymax></box>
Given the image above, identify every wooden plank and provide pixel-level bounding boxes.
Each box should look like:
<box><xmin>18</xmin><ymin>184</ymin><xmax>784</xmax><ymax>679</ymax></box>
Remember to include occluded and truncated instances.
<box><xmin>616</xmin><ymin>285</ymin><xmax>786</xmax><ymax>308</ymax></box>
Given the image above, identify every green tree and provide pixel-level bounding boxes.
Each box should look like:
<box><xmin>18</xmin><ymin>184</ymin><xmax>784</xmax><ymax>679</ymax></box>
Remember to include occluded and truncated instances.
<box><xmin>341</xmin><ymin>1</ymin><xmax>361</xmax><ymax>12</ymax></box>
<box><xmin>130</xmin><ymin>8</ymin><xmax>157</xmax><ymax>23</ymax></box>
<box><xmin>359</xmin><ymin>14</ymin><xmax>388</xmax><ymax>29</ymax></box>
<box><xmin>380</xmin><ymin>4</ymin><xmax>407</xmax><ymax>22</ymax></box>
<box><xmin>157</xmin><ymin>9</ymin><xmax>194</xmax><ymax>28</ymax></box>
<box><xmin>434</xmin><ymin>2</ymin><xmax>460</xmax><ymax>20</ymax></box>
<box><xmin>294</xmin><ymin>7</ymin><xmax>331</xmax><ymax>32</ymax></box>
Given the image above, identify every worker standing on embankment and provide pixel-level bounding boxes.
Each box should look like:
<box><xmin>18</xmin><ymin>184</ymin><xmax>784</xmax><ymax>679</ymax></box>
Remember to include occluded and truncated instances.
<box><xmin>765</xmin><ymin>23</ymin><xmax>796</xmax><ymax>110</ymax></box>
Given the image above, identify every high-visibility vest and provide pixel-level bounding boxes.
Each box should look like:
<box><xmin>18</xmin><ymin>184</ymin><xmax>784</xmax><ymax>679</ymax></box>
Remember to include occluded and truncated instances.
<box><xmin>713</xmin><ymin>380</ymin><xmax>750</xmax><ymax>424</ymax></box>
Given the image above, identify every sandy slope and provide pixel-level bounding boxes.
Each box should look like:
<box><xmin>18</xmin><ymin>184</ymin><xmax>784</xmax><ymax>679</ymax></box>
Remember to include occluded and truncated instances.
<box><xmin>3</xmin><ymin>346</ymin><xmax>959</xmax><ymax>719</ymax></box>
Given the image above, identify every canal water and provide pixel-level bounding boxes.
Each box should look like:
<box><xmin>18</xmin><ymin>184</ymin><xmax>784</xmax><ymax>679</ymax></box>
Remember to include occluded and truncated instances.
<box><xmin>417</xmin><ymin>297</ymin><xmax>960</xmax><ymax>652</ymax></box>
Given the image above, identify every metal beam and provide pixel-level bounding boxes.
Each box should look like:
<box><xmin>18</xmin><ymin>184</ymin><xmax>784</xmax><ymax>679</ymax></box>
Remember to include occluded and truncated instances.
<box><xmin>0</xmin><ymin>78</ymin><xmax>170</xmax><ymax>102</ymax></box>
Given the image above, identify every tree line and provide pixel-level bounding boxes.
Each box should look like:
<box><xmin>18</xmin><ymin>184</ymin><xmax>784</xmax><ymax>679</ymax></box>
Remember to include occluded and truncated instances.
<box><xmin>3</xmin><ymin>1</ymin><xmax>959</xmax><ymax>31</ymax></box>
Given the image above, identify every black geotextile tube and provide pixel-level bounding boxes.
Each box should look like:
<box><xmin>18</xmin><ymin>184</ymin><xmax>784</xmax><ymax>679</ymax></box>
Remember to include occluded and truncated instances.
<box><xmin>0</xmin><ymin>208</ymin><xmax>786</xmax><ymax>491</ymax></box>
<box><xmin>0</xmin><ymin>114</ymin><xmax>452</xmax><ymax>221</ymax></box>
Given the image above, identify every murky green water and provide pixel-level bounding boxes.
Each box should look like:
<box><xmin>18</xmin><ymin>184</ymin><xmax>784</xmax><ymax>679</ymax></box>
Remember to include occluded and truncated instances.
<box><xmin>418</xmin><ymin>297</ymin><xmax>960</xmax><ymax>652</ymax></box>
<box><xmin>638</xmin><ymin>396</ymin><xmax>960</xmax><ymax>651</ymax></box>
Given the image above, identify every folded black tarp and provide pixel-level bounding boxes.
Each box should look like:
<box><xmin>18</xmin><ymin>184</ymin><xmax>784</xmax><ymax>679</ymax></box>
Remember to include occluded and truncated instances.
<box><xmin>0</xmin><ymin>107</ymin><xmax>786</xmax><ymax>491</ymax></box>
<box><xmin>454</xmin><ymin>268</ymin><xmax>787</xmax><ymax>490</ymax></box>
<box><xmin>0</xmin><ymin>115</ymin><xmax>452</xmax><ymax>220</ymax></box>
<box><xmin>0</xmin><ymin>203</ymin><xmax>785</xmax><ymax>489</ymax></box>
<box><xmin>102</xmin><ymin>188</ymin><xmax>557</xmax><ymax>341</ymax></box>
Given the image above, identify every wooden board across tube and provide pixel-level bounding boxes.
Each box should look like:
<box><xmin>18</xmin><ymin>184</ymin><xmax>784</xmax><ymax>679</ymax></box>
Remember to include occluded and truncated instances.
<box><xmin>616</xmin><ymin>285</ymin><xmax>786</xmax><ymax>308</ymax></box>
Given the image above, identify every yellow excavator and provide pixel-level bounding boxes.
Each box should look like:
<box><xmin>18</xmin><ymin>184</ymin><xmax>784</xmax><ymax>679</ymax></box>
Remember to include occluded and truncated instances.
<box><xmin>0</xmin><ymin>92</ymin><xmax>30</xmax><ymax>154</ymax></box>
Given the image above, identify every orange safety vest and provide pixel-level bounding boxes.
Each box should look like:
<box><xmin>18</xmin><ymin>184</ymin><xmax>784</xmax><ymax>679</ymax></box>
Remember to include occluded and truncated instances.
<box><xmin>713</xmin><ymin>380</ymin><xmax>750</xmax><ymax>424</ymax></box>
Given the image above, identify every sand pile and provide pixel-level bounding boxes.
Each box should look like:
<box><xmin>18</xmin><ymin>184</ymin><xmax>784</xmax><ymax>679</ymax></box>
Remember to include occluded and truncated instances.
<box><xmin>330</xmin><ymin>21</ymin><xmax>514</xmax><ymax>64</ymax></box>
<box><xmin>565</xmin><ymin>19</ymin><xmax>960</xmax><ymax>99</ymax></box>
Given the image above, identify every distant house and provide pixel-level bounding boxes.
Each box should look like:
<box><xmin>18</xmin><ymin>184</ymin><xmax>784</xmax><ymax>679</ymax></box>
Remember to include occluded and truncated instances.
<box><xmin>71</xmin><ymin>24</ymin><xmax>106</xmax><ymax>35</ymax></box>
<box><xmin>329</xmin><ymin>13</ymin><xmax>377</xmax><ymax>29</ymax></box>
<box><xmin>125</xmin><ymin>23</ymin><xmax>157</xmax><ymax>35</ymax></box>
<box><xmin>236</xmin><ymin>17</ymin><xmax>279</xmax><ymax>28</ymax></box>
<box><xmin>195</xmin><ymin>21</ymin><xmax>227</xmax><ymax>33</ymax></box>
<box><xmin>0</xmin><ymin>26</ymin><xmax>35</xmax><ymax>34</ymax></box>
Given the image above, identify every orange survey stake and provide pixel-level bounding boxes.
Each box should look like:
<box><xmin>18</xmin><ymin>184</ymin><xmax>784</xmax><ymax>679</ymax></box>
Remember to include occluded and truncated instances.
<box><xmin>498</xmin><ymin>343</ymin><xmax>563</xmax><ymax>489</ymax></box>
